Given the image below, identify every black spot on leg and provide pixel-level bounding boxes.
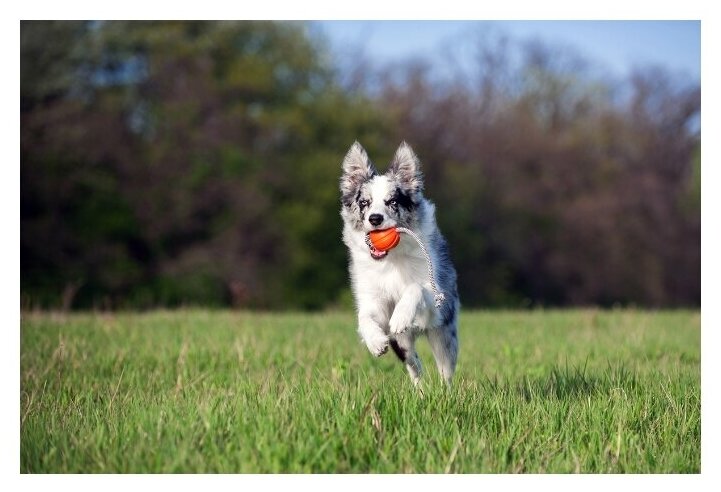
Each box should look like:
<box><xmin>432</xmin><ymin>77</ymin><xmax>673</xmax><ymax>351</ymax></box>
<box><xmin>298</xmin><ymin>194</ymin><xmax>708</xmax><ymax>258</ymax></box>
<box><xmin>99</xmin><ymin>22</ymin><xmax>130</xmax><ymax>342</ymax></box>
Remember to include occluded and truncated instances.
<box><xmin>389</xmin><ymin>339</ymin><xmax>406</xmax><ymax>362</ymax></box>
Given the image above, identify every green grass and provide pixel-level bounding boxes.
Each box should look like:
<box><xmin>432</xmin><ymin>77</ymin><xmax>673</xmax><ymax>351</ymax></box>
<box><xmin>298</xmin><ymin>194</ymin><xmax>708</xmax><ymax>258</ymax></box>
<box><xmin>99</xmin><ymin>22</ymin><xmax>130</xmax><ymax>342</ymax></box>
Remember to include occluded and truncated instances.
<box><xmin>20</xmin><ymin>309</ymin><xmax>700</xmax><ymax>473</ymax></box>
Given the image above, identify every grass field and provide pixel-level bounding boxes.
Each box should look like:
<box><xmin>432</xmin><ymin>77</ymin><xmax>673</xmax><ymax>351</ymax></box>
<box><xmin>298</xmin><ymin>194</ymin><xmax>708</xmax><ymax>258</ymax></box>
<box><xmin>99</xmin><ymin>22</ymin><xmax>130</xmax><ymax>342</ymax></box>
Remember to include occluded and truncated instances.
<box><xmin>20</xmin><ymin>309</ymin><xmax>700</xmax><ymax>473</ymax></box>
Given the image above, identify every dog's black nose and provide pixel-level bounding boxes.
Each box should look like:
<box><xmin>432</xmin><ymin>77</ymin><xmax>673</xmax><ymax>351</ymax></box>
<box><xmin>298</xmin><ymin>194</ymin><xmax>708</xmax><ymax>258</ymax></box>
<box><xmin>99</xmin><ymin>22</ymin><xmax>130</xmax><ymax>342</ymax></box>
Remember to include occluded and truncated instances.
<box><xmin>368</xmin><ymin>214</ymin><xmax>384</xmax><ymax>226</ymax></box>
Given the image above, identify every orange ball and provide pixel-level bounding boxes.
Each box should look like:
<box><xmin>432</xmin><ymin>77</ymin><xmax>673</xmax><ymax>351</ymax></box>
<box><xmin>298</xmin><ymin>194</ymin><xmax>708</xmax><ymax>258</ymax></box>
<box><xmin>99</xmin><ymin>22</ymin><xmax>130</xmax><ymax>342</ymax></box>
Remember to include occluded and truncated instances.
<box><xmin>369</xmin><ymin>227</ymin><xmax>400</xmax><ymax>252</ymax></box>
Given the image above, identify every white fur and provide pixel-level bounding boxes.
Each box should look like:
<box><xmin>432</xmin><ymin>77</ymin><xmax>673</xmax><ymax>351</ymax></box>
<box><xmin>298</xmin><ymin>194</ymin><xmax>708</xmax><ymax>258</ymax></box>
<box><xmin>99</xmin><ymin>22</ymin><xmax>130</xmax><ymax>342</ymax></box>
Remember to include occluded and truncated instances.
<box><xmin>341</xmin><ymin>142</ymin><xmax>459</xmax><ymax>386</ymax></box>
<box><xmin>344</xmin><ymin>199</ymin><xmax>440</xmax><ymax>333</ymax></box>
<box><xmin>342</xmin><ymin>195</ymin><xmax>452</xmax><ymax>383</ymax></box>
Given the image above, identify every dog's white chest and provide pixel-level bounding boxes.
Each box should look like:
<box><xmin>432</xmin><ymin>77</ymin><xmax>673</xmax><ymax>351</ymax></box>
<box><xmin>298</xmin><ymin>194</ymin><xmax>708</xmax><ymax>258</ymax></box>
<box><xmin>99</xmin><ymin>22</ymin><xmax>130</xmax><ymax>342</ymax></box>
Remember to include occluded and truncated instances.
<box><xmin>351</xmin><ymin>248</ymin><xmax>427</xmax><ymax>301</ymax></box>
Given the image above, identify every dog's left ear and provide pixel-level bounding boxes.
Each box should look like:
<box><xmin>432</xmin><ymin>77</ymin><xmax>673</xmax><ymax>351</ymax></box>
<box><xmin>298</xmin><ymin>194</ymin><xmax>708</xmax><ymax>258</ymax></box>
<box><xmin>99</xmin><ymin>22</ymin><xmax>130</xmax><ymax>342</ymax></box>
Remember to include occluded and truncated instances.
<box><xmin>389</xmin><ymin>141</ymin><xmax>424</xmax><ymax>194</ymax></box>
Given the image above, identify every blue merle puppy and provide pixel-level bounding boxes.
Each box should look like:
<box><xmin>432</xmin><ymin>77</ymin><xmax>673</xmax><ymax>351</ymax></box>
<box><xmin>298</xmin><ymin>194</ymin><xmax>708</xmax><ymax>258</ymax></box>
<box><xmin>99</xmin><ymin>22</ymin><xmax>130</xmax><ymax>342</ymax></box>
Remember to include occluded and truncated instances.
<box><xmin>340</xmin><ymin>141</ymin><xmax>460</xmax><ymax>386</ymax></box>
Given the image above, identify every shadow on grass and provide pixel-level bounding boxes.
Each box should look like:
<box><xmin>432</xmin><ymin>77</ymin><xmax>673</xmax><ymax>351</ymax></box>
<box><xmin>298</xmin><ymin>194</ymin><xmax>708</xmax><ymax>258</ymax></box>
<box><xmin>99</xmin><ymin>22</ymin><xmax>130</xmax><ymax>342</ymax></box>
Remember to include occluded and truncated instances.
<box><xmin>481</xmin><ymin>362</ymin><xmax>639</xmax><ymax>401</ymax></box>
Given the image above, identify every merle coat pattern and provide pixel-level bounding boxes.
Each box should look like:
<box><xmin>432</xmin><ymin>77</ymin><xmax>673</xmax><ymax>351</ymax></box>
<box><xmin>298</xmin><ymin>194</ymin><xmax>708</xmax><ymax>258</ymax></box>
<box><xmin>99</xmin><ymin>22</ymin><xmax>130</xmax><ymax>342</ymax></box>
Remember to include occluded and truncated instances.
<box><xmin>340</xmin><ymin>141</ymin><xmax>460</xmax><ymax>386</ymax></box>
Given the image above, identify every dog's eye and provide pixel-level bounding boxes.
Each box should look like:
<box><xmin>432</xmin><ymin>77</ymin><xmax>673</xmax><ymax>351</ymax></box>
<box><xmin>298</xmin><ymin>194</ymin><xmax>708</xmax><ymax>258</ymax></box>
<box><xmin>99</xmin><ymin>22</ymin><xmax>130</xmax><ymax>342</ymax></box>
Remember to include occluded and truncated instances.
<box><xmin>388</xmin><ymin>199</ymin><xmax>397</xmax><ymax>207</ymax></box>
<box><xmin>359</xmin><ymin>199</ymin><xmax>369</xmax><ymax>208</ymax></box>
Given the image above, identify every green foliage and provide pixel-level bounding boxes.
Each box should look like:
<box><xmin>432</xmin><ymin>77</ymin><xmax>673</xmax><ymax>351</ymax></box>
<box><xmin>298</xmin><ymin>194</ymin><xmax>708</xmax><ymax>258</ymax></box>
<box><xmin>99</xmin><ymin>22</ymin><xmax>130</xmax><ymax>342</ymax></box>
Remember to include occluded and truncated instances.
<box><xmin>21</xmin><ymin>309</ymin><xmax>700</xmax><ymax>472</ymax></box>
<box><xmin>21</xmin><ymin>21</ymin><xmax>391</xmax><ymax>309</ymax></box>
<box><xmin>21</xmin><ymin>21</ymin><xmax>700</xmax><ymax>309</ymax></box>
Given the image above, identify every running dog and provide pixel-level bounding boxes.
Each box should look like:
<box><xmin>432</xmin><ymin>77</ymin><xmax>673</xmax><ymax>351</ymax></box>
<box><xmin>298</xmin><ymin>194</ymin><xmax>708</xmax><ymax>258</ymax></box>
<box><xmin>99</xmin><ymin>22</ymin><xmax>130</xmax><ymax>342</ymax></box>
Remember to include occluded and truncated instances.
<box><xmin>340</xmin><ymin>141</ymin><xmax>460</xmax><ymax>386</ymax></box>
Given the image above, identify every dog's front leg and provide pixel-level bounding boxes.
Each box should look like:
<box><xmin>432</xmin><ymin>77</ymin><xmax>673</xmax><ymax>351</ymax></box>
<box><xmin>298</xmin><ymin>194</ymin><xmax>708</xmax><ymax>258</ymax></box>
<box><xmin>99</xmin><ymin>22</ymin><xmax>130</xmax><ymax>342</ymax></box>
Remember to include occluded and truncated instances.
<box><xmin>357</xmin><ymin>310</ymin><xmax>389</xmax><ymax>357</ymax></box>
<box><xmin>389</xmin><ymin>283</ymin><xmax>430</xmax><ymax>335</ymax></box>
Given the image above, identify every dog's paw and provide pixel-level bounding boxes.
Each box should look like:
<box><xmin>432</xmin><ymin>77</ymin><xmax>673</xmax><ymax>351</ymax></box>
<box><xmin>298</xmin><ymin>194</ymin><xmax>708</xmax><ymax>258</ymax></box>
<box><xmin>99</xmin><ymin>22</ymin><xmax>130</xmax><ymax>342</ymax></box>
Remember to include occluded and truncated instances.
<box><xmin>364</xmin><ymin>332</ymin><xmax>389</xmax><ymax>357</ymax></box>
<box><xmin>389</xmin><ymin>303</ymin><xmax>417</xmax><ymax>335</ymax></box>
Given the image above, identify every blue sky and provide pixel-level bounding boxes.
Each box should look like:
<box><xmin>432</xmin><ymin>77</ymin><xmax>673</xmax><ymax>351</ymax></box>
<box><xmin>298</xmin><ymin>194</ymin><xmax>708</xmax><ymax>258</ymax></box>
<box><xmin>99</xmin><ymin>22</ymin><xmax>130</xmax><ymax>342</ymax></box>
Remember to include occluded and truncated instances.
<box><xmin>314</xmin><ymin>20</ymin><xmax>700</xmax><ymax>82</ymax></box>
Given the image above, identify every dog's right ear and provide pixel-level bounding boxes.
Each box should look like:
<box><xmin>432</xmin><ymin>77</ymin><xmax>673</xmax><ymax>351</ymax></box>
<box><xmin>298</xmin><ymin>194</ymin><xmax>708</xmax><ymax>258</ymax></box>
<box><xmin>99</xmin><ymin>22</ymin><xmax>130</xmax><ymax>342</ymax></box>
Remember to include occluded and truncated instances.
<box><xmin>340</xmin><ymin>141</ymin><xmax>377</xmax><ymax>204</ymax></box>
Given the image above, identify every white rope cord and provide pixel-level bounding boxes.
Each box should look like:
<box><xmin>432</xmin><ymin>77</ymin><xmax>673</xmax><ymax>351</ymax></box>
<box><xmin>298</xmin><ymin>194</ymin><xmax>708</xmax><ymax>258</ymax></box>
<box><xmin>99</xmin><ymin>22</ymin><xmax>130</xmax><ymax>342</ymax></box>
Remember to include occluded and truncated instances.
<box><xmin>395</xmin><ymin>227</ymin><xmax>446</xmax><ymax>308</ymax></box>
<box><xmin>366</xmin><ymin>227</ymin><xmax>446</xmax><ymax>308</ymax></box>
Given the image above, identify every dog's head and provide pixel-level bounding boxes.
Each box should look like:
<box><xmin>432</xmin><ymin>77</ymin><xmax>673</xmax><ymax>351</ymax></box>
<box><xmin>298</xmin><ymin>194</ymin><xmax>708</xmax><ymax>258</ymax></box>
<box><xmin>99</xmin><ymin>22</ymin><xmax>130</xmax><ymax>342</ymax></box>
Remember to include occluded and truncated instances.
<box><xmin>340</xmin><ymin>141</ymin><xmax>424</xmax><ymax>258</ymax></box>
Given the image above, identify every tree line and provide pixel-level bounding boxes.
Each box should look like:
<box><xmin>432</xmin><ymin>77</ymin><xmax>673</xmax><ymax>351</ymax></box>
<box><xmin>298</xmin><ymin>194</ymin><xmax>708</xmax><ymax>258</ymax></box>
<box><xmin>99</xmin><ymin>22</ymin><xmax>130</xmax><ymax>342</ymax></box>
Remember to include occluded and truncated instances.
<box><xmin>21</xmin><ymin>21</ymin><xmax>700</xmax><ymax>309</ymax></box>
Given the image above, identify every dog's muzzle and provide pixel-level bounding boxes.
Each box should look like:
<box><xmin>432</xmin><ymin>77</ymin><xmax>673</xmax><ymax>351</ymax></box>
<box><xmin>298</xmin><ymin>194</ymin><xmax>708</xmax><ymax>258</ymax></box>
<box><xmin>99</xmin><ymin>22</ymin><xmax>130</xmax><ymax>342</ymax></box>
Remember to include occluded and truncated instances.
<box><xmin>365</xmin><ymin>233</ymin><xmax>388</xmax><ymax>260</ymax></box>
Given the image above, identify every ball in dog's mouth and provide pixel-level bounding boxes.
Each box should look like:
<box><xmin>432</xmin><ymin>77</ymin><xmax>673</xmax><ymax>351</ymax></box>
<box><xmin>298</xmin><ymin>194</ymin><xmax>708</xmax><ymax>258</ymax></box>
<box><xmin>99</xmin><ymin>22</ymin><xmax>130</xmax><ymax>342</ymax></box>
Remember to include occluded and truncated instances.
<box><xmin>365</xmin><ymin>228</ymin><xmax>398</xmax><ymax>260</ymax></box>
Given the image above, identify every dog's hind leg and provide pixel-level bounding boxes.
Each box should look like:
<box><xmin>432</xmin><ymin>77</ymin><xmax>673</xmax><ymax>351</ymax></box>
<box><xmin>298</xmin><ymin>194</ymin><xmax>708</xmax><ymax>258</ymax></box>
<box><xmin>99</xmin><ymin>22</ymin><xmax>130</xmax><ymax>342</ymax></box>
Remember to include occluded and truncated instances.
<box><xmin>427</xmin><ymin>323</ymin><xmax>458</xmax><ymax>386</ymax></box>
<box><xmin>389</xmin><ymin>332</ymin><xmax>423</xmax><ymax>387</ymax></box>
